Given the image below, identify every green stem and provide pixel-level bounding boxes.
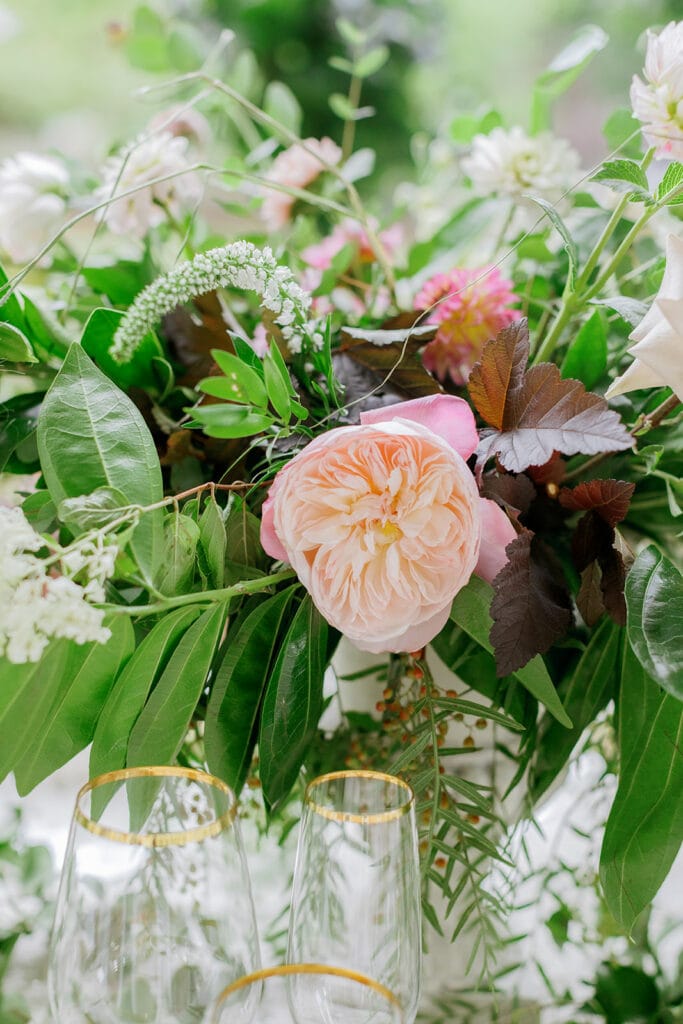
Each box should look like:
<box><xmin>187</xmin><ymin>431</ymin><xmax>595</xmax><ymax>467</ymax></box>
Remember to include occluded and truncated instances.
<box><xmin>106</xmin><ymin>567</ymin><xmax>296</xmax><ymax>618</ymax></box>
<box><xmin>342</xmin><ymin>76</ymin><xmax>362</xmax><ymax>162</ymax></box>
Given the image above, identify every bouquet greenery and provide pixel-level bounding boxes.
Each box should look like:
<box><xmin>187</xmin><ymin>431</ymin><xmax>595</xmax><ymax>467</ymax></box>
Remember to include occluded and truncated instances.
<box><xmin>1</xmin><ymin>8</ymin><xmax>682</xmax><ymax>967</ymax></box>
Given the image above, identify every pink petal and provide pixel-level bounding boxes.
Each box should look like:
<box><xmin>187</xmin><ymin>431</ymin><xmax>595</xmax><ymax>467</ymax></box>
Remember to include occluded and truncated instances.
<box><xmin>349</xmin><ymin>602</ymin><xmax>452</xmax><ymax>655</ymax></box>
<box><xmin>474</xmin><ymin>498</ymin><xmax>517</xmax><ymax>583</ymax></box>
<box><xmin>260</xmin><ymin>477</ymin><xmax>290</xmax><ymax>563</ymax></box>
<box><xmin>360</xmin><ymin>394</ymin><xmax>479</xmax><ymax>460</ymax></box>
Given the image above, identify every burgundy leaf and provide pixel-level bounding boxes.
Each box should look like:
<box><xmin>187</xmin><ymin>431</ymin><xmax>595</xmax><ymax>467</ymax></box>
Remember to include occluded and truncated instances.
<box><xmin>559</xmin><ymin>478</ymin><xmax>635</xmax><ymax>527</ymax></box>
<box><xmin>599</xmin><ymin>546</ymin><xmax>627</xmax><ymax>626</ymax></box>
<box><xmin>571</xmin><ymin>511</ymin><xmax>613</xmax><ymax>572</ymax></box>
<box><xmin>527</xmin><ymin>452</ymin><xmax>566</xmax><ymax>486</ymax></box>
<box><xmin>481</xmin><ymin>472</ymin><xmax>536</xmax><ymax>518</ymax></box>
<box><xmin>339</xmin><ymin>312</ymin><xmax>441</xmax><ymax>399</ymax></box>
<box><xmin>468</xmin><ymin>319</ymin><xmax>529</xmax><ymax>430</ymax></box>
<box><xmin>577</xmin><ymin>562</ymin><xmax>606</xmax><ymax>627</ymax></box>
<box><xmin>490</xmin><ymin>530</ymin><xmax>572</xmax><ymax>676</ymax></box>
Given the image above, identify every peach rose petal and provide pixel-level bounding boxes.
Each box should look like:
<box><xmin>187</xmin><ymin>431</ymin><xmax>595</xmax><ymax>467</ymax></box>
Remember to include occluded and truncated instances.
<box><xmin>360</xmin><ymin>394</ymin><xmax>479</xmax><ymax>460</ymax></box>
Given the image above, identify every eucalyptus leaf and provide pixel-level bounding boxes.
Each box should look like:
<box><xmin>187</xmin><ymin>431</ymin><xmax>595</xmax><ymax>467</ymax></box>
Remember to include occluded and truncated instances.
<box><xmin>626</xmin><ymin>545</ymin><xmax>683</xmax><ymax>701</ymax></box>
<box><xmin>449</xmin><ymin>576</ymin><xmax>571</xmax><ymax>727</ymax></box>
<box><xmin>14</xmin><ymin>618</ymin><xmax>134</xmax><ymax>795</ymax></box>
<box><xmin>204</xmin><ymin>588</ymin><xmax>296</xmax><ymax>793</ymax></box>
<box><xmin>127</xmin><ymin>603</ymin><xmax>226</xmax><ymax>769</ymax></box>
<box><xmin>90</xmin><ymin>606</ymin><xmax>202</xmax><ymax>788</ymax></box>
<box><xmin>600</xmin><ymin>641</ymin><xmax>683</xmax><ymax>934</ymax></box>
<box><xmin>259</xmin><ymin>595</ymin><xmax>328</xmax><ymax>812</ymax></box>
<box><xmin>36</xmin><ymin>345</ymin><xmax>164</xmax><ymax>587</ymax></box>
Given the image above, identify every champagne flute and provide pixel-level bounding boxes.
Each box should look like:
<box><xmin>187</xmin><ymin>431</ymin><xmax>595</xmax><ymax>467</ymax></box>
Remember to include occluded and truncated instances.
<box><xmin>287</xmin><ymin>770</ymin><xmax>421</xmax><ymax>1022</ymax></box>
<box><xmin>48</xmin><ymin>766</ymin><xmax>261</xmax><ymax>1023</ymax></box>
<box><xmin>209</xmin><ymin>963</ymin><xmax>405</xmax><ymax>1023</ymax></box>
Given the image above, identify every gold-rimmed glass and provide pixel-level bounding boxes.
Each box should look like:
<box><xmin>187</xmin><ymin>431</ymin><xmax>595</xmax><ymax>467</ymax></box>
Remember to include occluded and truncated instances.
<box><xmin>209</xmin><ymin>963</ymin><xmax>405</xmax><ymax>1023</ymax></box>
<box><xmin>48</xmin><ymin>766</ymin><xmax>261</xmax><ymax>1023</ymax></box>
<box><xmin>287</xmin><ymin>770</ymin><xmax>421</xmax><ymax>1023</ymax></box>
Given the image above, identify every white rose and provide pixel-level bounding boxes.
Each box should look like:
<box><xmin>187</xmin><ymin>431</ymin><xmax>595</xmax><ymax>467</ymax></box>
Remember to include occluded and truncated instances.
<box><xmin>606</xmin><ymin>233</ymin><xmax>683</xmax><ymax>402</ymax></box>
<box><xmin>0</xmin><ymin>152</ymin><xmax>69</xmax><ymax>264</ymax></box>
<box><xmin>97</xmin><ymin>131</ymin><xmax>202</xmax><ymax>239</ymax></box>
<box><xmin>631</xmin><ymin>21</ymin><xmax>683</xmax><ymax>161</ymax></box>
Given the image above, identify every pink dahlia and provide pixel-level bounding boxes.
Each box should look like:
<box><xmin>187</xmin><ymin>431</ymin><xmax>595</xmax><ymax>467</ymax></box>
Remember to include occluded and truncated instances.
<box><xmin>415</xmin><ymin>267</ymin><xmax>517</xmax><ymax>385</ymax></box>
<box><xmin>261</xmin><ymin>137</ymin><xmax>342</xmax><ymax>231</ymax></box>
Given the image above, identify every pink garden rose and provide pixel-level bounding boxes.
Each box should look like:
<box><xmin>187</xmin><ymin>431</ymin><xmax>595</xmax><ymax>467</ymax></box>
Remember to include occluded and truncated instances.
<box><xmin>261</xmin><ymin>137</ymin><xmax>342</xmax><ymax>231</ymax></box>
<box><xmin>260</xmin><ymin>395</ymin><xmax>516</xmax><ymax>653</ymax></box>
<box><xmin>415</xmin><ymin>267</ymin><xmax>517</xmax><ymax>385</ymax></box>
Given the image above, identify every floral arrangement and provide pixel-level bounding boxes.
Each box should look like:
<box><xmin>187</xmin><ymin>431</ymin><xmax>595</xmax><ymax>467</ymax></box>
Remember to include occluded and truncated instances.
<box><xmin>1</xmin><ymin>10</ymin><xmax>682</xmax><ymax>970</ymax></box>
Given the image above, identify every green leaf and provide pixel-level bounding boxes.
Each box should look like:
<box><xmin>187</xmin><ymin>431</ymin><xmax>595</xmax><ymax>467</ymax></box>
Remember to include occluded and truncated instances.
<box><xmin>531</xmin><ymin>618</ymin><xmax>620</xmax><ymax>802</ymax></box>
<box><xmin>600</xmin><ymin>641</ymin><xmax>683</xmax><ymax>934</ymax></box>
<box><xmin>531</xmin><ymin>24</ymin><xmax>609</xmax><ymax>133</ymax></box>
<box><xmin>593</xmin><ymin>964</ymin><xmax>659</xmax><ymax>1022</ymax></box>
<box><xmin>654</xmin><ymin>161</ymin><xmax>683</xmax><ymax>205</ymax></box>
<box><xmin>167</xmin><ymin>24</ymin><xmax>204</xmax><ymax>72</ymax></box>
<box><xmin>58</xmin><ymin>486</ymin><xmax>130</xmax><ymax>531</ymax></box>
<box><xmin>0</xmin><ymin>263</ymin><xmax>26</xmax><ymax>327</ymax></box>
<box><xmin>188</xmin><ymin>403</ymin><xmax>275</xmax><ymax>438</ymax></box>
<box><xmin>0</xmin><ymin>323</ymin><xmax>36</xmax><ymax>364</ymax></box>
<box><xmin>126</xmin><ymin>603</ymin><xmax>226</xmax><ymax>769</ymax></box>
<box><xmin>626</xmin><ymin>545</ymin><xmax>683</xmax><ymax>701</ymax></box>
<box><xmin>37</xmin><ymin>344</ymin><xmax>164</xmax><ymax>586</ymax></box>
<box><xmin>522</xmin><ymin>195</ymin><xmax>579</xmax><ymax>291</ymax></box>
<box><xmin>0</xmin><ymin>642</ymin><xmax>71</xmax><ymax>784</ymax></box>
<box><xmin>80</xmin><ymin>308</ymin><xmax>162</xmax><ymax>391</ymax></box>
<box><xmin>81</xmin><ymin>260</ymin><xmax>153</xmax><ymax>306</ymax></box>
<box><xmin>207</xmin><ymin>349</ymin><xmax>268</xmax><ymax>406</ymax></box>
<box><xmin>602</xmin><ymin>108</ymin><xmax>642</xmax><ymax>160</ymax></box>
<box><xmin>13</xmin><ymin>618</ymin><xmax>134</xmax><ymax>795</ymax></box>
<box><xmin>263</xmin><ymin>81</ymin><xmax>302</xmax><ymax>135</ymax></box>
<box><xmin>589</xmin><ymin>295</ymin><xmax>648</xmax><ymax>328</ymax></box>
<box><xmin>204</xmin><ymin>588</ymin><xmax>295</xmax><ymax>793</ymax></box>
<box><xmin>224</xmin><ymin>497</ymin><xmax>266</xmax><ymax>574</ymax></box>
<box><xmin>449</xmin><ymin>576</ymin><xmax>571</xmax><ymax>727</ymax></box>
<box><xmin>590</xmin><ymin>159</ymin><xmax>651</xmax><ymax>201</ymax></box>
<box><xmin>353</xmin><ymin>45</ymin><xmax>389</xmax><ymax>79</ymax></box>
<box><xmin>259</xmin><ymin>595</ymin><xmax>328</xmax><ymax>812</ymax></box>
<box><xmin>198</xmin><ymin>496</ymin><xmax>226</xmax><ymax>589</ymax></box>
<box><xmin>90</xmin><ymin>607</ymin><xmax>201</xmax><ymax>786</ymax></box>
<box><xmin>263</xmin><ymin>346</ymin><xmax>292</xmax><ymax>422</ymax></box>
<box><xmin>336</xmin><ymin>18</ymin><xmax>367</xmax><ymax>47</ymax></box>
<box><xmin>560</xmin><ymin>310</ymin><xmax>607</xmax><ymax>389</ymax></box>
<box><xmin>329</xmin><ymin>92</ymin><xmax>357</xmax><ymax>121</ymax></box>
<box><xmin>157</xmin><ymin>512</ymin><xmax>201</xmax><ymax>596</ymax></box>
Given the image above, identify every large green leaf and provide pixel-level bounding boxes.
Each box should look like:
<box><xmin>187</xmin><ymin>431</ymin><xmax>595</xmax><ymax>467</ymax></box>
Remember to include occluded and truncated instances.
<box><xmin>36</xmin><ymin>344</ymin><xmax>164</xmax><ymax>586</ymax></box>
<box><xmin>531</xmin><ymin>618</ymin><xmax>620</xmax><ymax>802</ymax></box>
<box><xmin>126</xmin><ymin>603</ymin><xmax>226</xmax><ymax>768</ymax></box>
<box><xmin>600</xmin><ymin>641</ymin><xmax>683</xmax><ymax>934</ymax></box>
<box><xmin>205</xmin><ymin>588</ymin><xmax>296</xmax><ymax>794</ymax></box>
<box><xmin>0</xmin><ymin>643</ymin><xmax>71</xmax><ymax>783</ymax></box>
<box><xmin>626</xmin><ymin>545</ymin><xmax>683</xmax><ymax>701</ymax></box>
<box><xmin>198</xmin><ymin>496</ymin><xmax>226</xmax><ymax>589</ymax></box>
<box><xmin>90</xmin><ymin>607</ymin><xmax>202</xmax><ymax>784</ymax></box>
<box><xmin>259</xmin><ymin>595</ymin><xmax>328</xmax><ymax>812</ymax></box>
<box><xmin>449</xmin><ymin>576</ymin><xmax>571</xmax><ymax>727</ymax></box>
<box><xmin>13</xmin><ymin>618</ymin><xmax>134</xmax><ymax>795</ymax></box>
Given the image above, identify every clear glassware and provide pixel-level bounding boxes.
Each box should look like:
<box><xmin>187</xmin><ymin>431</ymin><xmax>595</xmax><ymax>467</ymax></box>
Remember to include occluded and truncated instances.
<box><xmin>48</xmin><ymin>765</ymin><xmax>261</xmax><ymax>1024</ymax></box>
<box><xmin>209</xmin><ymin>963</ymin><xmax>405</xmax><ymax>1023</ymax></box>
<box><xmin>287</xmin><ymin>770</ymin><xmax>422</xmax><ymax>1023</ymax></box>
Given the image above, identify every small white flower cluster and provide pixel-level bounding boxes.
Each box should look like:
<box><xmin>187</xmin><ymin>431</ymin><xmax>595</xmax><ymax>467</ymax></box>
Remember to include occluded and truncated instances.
<box><xmin>0</xmin><ymin>507</ymin><xmax>114</xmax><ymax>665</ymax></box>
<box><xmin>111</xmin><ymin>240</ymin><xmax>323</xmax><ymax>363</ymax></box>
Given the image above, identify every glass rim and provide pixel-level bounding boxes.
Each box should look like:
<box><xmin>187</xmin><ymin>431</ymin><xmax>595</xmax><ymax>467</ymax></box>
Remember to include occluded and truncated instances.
<box><xmin>303</xmin><ymin>769</ymin><xmax>414</xmax><ymax>824</ymax></box>
<box><xmin>74</xmin><ymin>765</ymin><xmax>237</xmax><ymax>847</ymax></box>
<box><xmin>212</xmin><ymin>962</ymin><xmax>404</xmax><ymax>1014</ymax></box>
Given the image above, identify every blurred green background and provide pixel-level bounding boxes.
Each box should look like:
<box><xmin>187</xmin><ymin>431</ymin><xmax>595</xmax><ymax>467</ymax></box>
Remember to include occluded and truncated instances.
<box><xmin>0</xmin><ymin>0</ymin><xmax>680</xmax><ymax>167</ymax></box>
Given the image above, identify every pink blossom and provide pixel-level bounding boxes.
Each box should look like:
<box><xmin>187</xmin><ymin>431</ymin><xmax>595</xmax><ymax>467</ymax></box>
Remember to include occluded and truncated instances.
<box><xmin>260</xmin><ymin>395</ymin><xmax>515</xmax><ymax>653</ymax></box>
<box><xmin>415</xmin><ymin>267</ymin><xmax>517</xmax><ymax>385</ymax></box>
<box><xmin>261</xmin><ymin>137</ymin><xmax>342</xmax><ymax>231</ymax></box>
<box><xmin>302</xmin><ymin>219</ymin><xmax>403</xmax><ymax>270</ymax></box>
